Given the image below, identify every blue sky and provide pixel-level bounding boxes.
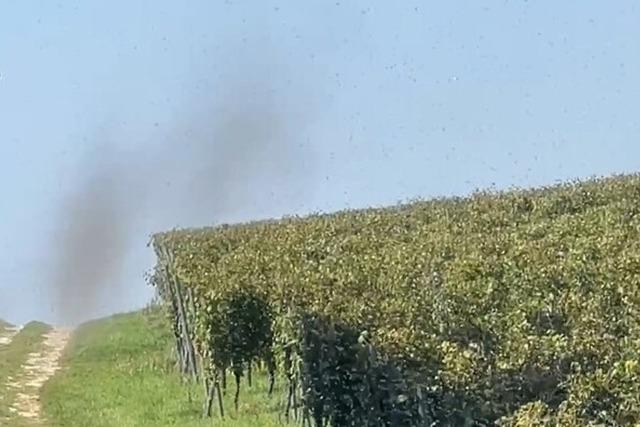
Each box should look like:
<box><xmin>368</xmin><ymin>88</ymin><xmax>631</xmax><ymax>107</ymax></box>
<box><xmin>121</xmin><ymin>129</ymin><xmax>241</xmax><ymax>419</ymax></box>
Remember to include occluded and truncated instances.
<box><xmin>1</xmin><ymin>1</ymin><xmax>638</xmax><ymax>325</ymax></box>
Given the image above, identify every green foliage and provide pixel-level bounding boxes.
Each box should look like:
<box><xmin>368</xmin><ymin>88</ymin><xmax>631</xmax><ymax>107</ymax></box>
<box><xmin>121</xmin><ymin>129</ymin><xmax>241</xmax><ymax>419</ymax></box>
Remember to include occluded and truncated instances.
<box><xmin>152</xmin><ymin>173</ymin><xmax>640</xmax><ymax>425</ymax></box>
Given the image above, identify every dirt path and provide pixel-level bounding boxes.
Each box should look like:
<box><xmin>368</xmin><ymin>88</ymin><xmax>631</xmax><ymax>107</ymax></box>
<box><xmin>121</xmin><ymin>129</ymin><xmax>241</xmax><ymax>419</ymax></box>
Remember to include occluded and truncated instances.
<box><xmin>6</xmin><ymin>328</ymin><xmax>72</xmax><ymax>422</ymax></box>
<box><xmin>0</xmin><ymin>325</ymin><xmax>22</xmax><ymax>346</ymax></box>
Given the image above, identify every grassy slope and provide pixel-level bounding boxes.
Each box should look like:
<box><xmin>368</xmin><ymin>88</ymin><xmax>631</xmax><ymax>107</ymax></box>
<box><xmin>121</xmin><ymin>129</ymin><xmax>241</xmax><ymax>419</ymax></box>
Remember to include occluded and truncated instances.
<box><xmin>42</xmin><ymin>309</ymin><xmax>286</xmax><ymax>427</ymax></box>
<box><xmin>0</xmin><ymin>321</ymin><xmax>51</xmax><ymax>425</ymax></box>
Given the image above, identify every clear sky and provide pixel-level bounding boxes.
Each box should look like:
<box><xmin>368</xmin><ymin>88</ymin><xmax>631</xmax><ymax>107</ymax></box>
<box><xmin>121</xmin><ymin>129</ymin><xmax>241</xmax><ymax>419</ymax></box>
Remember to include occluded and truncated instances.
<box><xmin>1</xmin><ymin>1</ymin><xmax>638</xmax><ymax>325</ymax></box>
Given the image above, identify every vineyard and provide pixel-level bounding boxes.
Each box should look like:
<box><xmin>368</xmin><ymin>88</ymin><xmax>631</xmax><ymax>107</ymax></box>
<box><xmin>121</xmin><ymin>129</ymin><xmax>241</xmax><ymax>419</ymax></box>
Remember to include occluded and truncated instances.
<box><xmin>151</xmin><ymin>173</ymin><xmax>640</xmax><ymax>426</ymax></box>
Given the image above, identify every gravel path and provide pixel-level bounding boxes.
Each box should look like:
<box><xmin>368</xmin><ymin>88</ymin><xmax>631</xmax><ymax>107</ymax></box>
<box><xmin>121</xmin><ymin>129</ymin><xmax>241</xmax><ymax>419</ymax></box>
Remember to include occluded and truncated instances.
<box><xmin>5</xmin><ymin>328</ymin><xmax>72</xmax><ymax>422</ymax></box>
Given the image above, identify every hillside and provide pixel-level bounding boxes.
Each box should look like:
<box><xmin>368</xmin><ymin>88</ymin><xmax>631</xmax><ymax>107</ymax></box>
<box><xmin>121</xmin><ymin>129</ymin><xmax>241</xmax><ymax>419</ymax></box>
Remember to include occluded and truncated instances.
<box><xmin>1</xmin><ymin>311</ymin><xmax>284</xmax><ymax>426</ymax></box>
<box><xmin>3</xmin><ymin>173</ymin><xmax>640</xmax><ymax>426</ymax></box>
<box><xmin>152</xmin><ymin>173</ymin><xmax>640</xmax><ymax>426</ymax></box>
<box><xmin>0</xmin><ymin>319</ymin><xmax>12</xmax><ymax>329</ymax></box>
<box><xmin>0</xmin><ymin>321</ymin><xmax>54</xmax><ymax>425</ymax></box>
<box><xmin>40</xmin><ymin>309</ymin><xmax>285</xmax><ymax>426</ymax></box>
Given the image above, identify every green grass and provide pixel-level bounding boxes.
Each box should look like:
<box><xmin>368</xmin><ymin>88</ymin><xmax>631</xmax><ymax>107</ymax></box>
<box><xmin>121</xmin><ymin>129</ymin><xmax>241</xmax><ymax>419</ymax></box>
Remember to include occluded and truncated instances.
<box><xmin>42</xmin><ymin>308</ymin><xmax>289</xmax><ymax>427</ymax></box>
<box><xmin>0</xmin><ymin>321</ymin><xmax>51</xmax><ymax>425</ymax></box>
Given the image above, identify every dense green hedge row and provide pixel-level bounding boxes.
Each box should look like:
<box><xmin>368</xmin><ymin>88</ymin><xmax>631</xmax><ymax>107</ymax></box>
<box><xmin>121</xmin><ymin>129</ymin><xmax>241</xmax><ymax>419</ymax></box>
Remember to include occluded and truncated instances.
<box><xmin>152</xmin><ymin>173</ymin><xmax>640</xmax><ymax>426</ymax></box>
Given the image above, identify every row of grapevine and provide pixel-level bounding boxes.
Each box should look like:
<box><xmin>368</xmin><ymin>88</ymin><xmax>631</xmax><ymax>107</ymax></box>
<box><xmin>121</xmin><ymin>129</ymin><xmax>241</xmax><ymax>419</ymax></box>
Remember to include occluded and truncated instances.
<box><xmin>151</xmin><ymin>173</ymin><xmax>640</xmax><ymax>426</ymax></box>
